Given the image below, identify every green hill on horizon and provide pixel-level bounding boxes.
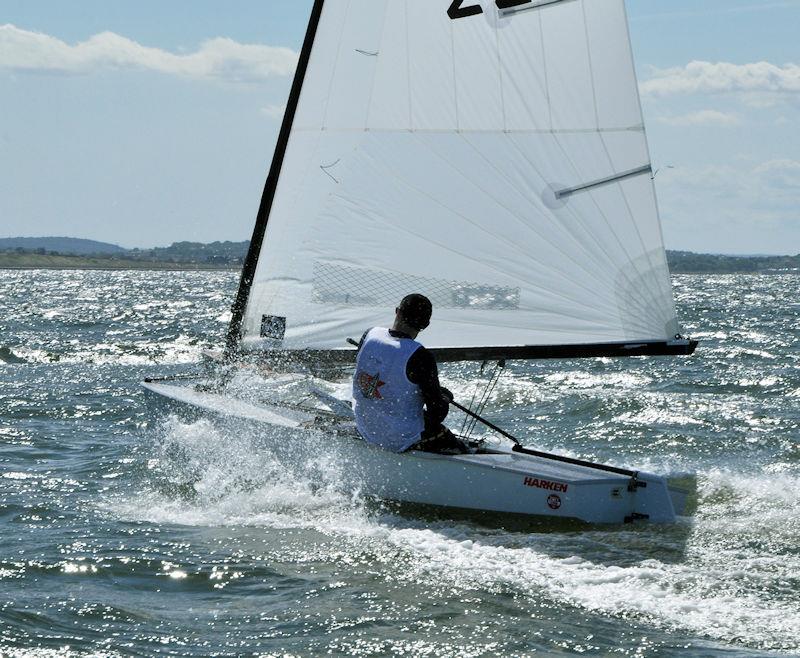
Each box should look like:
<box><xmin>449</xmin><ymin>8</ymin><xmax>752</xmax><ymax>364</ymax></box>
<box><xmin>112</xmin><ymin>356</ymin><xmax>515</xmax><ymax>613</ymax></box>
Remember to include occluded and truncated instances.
<box><xmin>0</xmin><ymin>238</ymin><xmax>249</xmax><ymax>269</ymax></box>
<box><xmin>1</xmin><ymin>238</ymin><xmax>798</xmax><ymax>273</ymax></box>
<box><xmin>0</xmin><ymin>236</ymin><xmax>125</xmax><ymax>255</ymax></box>
<box><xmin>666</xmin><ymin>250</ymin><xmax>799</xmax><ymax>273</ymax></box>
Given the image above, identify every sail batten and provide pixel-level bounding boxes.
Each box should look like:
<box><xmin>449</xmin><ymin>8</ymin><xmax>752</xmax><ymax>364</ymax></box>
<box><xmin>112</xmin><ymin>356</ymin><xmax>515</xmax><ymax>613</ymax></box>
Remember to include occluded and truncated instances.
<box><xmin>232</xmin><ymin>0</ymin><xmax>689</xmax><ymax>358</ymax></box>
<box><xmin>555</xmin><ymin>165</ymin><xmax>652</xmax><ymax>199</ymax></box>
<box><xmin>293</xmin><ymin>126</ymin><xmax>647</xmax><ymax>135</ymax></box>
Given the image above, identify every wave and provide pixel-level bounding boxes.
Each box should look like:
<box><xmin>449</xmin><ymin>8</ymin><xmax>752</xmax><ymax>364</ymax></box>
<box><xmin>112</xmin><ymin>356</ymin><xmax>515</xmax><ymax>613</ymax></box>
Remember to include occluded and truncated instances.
<box><xmin>111</xmin><ymin>417</ymin><xmax>361</xmax><ymax>529</ymax></box>
<box><xmin>0</xmin><ymin>346</ymin><xmax>27</xmax><ymax>364</ymax></box>
<box><xmin>107</xmin><ymin>415</ymin><xmax>800</xmax><ymax>653</ymax></box>
<box><xmin>1</xmin><ymin>339</ymin><xmax>212</xmax><ymax>366</ymax></box>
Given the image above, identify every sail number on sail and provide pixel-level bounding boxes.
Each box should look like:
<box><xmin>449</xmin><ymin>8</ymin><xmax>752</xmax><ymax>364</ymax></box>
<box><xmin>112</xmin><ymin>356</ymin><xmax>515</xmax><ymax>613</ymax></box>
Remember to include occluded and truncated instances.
<box><xmin>448</xmin><ymin>0</ymin><xmax>538</xmax><ymax>20</ymax></box>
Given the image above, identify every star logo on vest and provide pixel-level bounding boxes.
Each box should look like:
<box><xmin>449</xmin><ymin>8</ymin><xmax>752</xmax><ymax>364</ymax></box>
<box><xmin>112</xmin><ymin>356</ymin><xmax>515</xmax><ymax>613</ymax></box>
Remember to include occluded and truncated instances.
<box><xmin>357</xmin><ymin>371</ymin><xmax>385</xmax><ymax>399</ymax></box>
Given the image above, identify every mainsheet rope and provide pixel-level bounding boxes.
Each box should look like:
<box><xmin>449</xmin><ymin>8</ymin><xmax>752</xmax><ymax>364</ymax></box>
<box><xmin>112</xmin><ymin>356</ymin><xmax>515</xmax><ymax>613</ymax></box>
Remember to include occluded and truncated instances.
<box><xmin>460</xmin><ymin>359</ymin><xmax>505</xmax><ymax>440</ymax></box>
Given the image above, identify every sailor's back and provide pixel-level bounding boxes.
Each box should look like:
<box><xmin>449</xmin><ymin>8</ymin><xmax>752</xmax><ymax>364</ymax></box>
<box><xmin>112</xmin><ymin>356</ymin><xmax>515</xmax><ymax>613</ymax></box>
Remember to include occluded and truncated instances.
<box><xmin>352</xmin><ymin>327</ymin><xmax>425</xmax><ymax>453</ymax></box>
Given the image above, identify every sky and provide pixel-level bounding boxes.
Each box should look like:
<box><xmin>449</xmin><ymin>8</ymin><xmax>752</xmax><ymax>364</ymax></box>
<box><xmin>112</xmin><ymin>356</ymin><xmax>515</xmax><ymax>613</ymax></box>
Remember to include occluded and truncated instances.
<box><xmin>0</xmin><ymin>0</ymin><xmax>798</xmax><ymax>255</ymax></box>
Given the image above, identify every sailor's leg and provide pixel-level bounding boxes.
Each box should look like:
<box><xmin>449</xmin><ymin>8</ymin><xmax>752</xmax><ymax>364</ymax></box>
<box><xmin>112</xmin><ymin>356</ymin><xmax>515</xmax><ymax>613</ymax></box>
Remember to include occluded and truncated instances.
<box><xmin>410</xmin><ymin>424</ymin><xmax>469</xmax><ymax>454</ymax></box>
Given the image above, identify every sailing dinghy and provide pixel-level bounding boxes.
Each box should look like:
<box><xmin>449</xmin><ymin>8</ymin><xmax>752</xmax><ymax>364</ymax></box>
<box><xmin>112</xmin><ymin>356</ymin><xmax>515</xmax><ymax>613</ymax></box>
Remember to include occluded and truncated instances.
<box><xmin>144</xmin><ymin>0</ymin><xmax>697</xmax><ymax>524</ymax></box>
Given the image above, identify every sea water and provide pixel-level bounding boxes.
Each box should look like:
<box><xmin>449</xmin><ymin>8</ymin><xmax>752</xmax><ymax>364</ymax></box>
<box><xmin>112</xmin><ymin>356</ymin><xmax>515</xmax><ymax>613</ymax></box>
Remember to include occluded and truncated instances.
<box><xmin>0</xmin><ymin>270</ymin><xmax>797</xmax><ymax>657</ymax></box>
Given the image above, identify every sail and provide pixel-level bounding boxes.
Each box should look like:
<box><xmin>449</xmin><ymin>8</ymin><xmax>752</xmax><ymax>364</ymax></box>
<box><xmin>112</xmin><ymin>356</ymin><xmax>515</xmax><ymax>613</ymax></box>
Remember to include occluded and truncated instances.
<box><xmin>232</xmin><ymin>0</ymin><xmax>691</xmax><ymax>359</ymax></box>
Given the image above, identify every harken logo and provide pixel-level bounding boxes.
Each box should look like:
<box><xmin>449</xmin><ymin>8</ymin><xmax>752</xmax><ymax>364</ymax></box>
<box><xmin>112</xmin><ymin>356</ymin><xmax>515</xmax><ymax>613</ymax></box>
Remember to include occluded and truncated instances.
<box><xmin>547</xmin><ymin>494</ymin><xmax>562</xmax><ymax>510</ymax></box>
<box><xmin>357</xmin><ymin>371</ymin><xmax>386</xmax><ymax>399</ymax></box>
<box><xmin>523</xmin><ymin>476</ymin><xmax>568</xmax><ymax>493</ymax></box>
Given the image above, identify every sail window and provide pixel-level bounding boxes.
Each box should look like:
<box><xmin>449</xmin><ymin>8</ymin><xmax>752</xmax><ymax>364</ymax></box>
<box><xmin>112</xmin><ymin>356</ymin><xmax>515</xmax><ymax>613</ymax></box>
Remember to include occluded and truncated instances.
<box><xmin>555</xmin><ymin>165</ymin><xmax>653</xmax><ymax>200</ymax></box>
<box><xmin>311</xmin><ymin>262</ymin><xmax>519</xmax><ymax>311</ymax></box>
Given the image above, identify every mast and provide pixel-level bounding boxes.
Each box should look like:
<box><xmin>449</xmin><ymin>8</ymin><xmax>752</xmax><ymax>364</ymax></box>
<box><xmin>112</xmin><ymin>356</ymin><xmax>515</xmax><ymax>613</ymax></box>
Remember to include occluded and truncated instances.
<box><xmin>225</xmin><ymin>0</ymin><xmax>326</xmax><ymax>356</ymax></box>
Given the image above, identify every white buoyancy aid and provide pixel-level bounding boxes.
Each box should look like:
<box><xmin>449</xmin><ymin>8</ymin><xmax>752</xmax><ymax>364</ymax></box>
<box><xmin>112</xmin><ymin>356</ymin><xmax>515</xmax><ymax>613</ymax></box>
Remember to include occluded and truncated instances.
<box><xmin>352</xmin><ymin>327</ymin><xmax>425</xmax><ymax>452</ymax></box>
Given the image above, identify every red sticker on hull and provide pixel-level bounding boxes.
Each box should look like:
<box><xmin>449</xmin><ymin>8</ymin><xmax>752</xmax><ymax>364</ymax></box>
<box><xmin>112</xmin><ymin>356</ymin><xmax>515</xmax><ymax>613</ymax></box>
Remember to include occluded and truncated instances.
<box><xmin>547</xmin><ymin>494</ymin><xmax>562</xmax><ymax>510</ymax></box>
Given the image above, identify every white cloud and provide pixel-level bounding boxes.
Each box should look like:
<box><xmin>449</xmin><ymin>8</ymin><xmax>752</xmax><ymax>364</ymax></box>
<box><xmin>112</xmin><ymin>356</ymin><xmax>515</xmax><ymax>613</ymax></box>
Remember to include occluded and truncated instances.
<box><xmin>641</xmin><ymin>61</ymin><xmax>800</xmax><ymax>100</ymax></box>
<box><xmin>657</xmin><ymin>159</ymin><xmax>800</xmax><ymax>253</ymax></box>
<box><xmin>631</xmin><ymin>2</ymin><xmax>800</xmax><ymax>22</ymax></box>
<box><xmin>0</xmin><ymin>24</ymin><xmax>298</xmax><ymax>82</ymax></box>
<box><xmin>260</xmin><ymin>104</ymin><xmax>287</xmax><ymax>120</ymax></box>
<box><xmin>656</xmin><ymin>110</ymin><xmax>741</xmax><ymax>127</ymax></box>
<box><xmin>753</xmin><ymin>158</ymin><xmax>800</xmax><ymax>190</ymax></box>
<box><xmin>661</xmin><ymin>159</ymin><xmax>800</xmax><ymax>210</ymax></box>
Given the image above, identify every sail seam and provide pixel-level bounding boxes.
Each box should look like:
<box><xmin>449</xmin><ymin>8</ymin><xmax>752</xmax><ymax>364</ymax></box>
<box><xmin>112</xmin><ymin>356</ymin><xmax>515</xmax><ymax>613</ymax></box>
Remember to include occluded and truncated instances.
<box><xmin>440</xmin><ymin>132</ymin><xmax>613</xmax><ymax>298</ymax></box>
<box><xmin>538</xmin><ymin>9</ymin><xmax>553</xmax><ymax>130</ymax></box>
<box><xmin>290</xmin><ymin>126</ymin><xmax>645</xmax><ymax>134</ymax></box>
<box><xmin>495</xmin><ymin>11</ymin><xmax>508</xmax><ymax>132</ymax></box>
<box><xmin>488</xmin><ymin>6</ymin><xmax>624</xmax><ymax>294</ymax></box>
<box><xmin>502</xmin><ymin>132</ymin><xmax>625</xmax><ymax>298</ymax></box>
<box><xmin>336</xmin><ymin>138</ymin><xmax>615</xmax><ymax>317</ymax></box>
<box><xmin>580</xmin><ymin>0</ymin><xmax>659</xmax><ymax>319</ymax></box>
<box><xmin>319</xmin><ymin>0</ymin><xmax>352</xmax><ymax>131</ymax></box>
<box><xmin>547</xmin><ymin>129</ymin><xmax>660</xmax><ymax>335</ymax></box>
<box><xmin>589</xmin><ymin>0</ymin><xmax>677</xmax><ymax>328</ymax></box>
<box><xmin>458</xmin><ymin>133</ymin><xmax>620</xmax><ymax>295</ymax></box>
<box><xmin>327</xmin><ymin>152</ymin><xmax>532</xmax><ymax>286</ymax></box>
<box><xmin>597</xmin><ymin>133</ymin><xmax>671</xmax><ymax>331</ymax></box>
<box><xmin>581</xmin><ymin>0</ymin><xmax>602</xmax><ymax>132</ymax></box>
<box><xmin>450</xmin><ymin>12</ymin><xmax>460</xmax><ymax>132</ymax></box>
<box><xmin>405</xmin><ymin>2</ymin><xmax>413</xmax><ymax>130</ymax></box>
<box><xmin>427</xmin><ymin>132</ymin><xmax>622</xmax><ymax>313</ymax></box>
<box><xmin>504</xmin><ymin>133</ymin><xmax>613</xmax><ymax>292</ymax></box>
<box><xmin>540</xmin><ymin>3</ymin><xmax>669</xmax><ymax>334</ymax></box>
<box><xmin>362</xmin><ymin>2</ymin><xmax>390</xmax><ymax>131</ymax></box>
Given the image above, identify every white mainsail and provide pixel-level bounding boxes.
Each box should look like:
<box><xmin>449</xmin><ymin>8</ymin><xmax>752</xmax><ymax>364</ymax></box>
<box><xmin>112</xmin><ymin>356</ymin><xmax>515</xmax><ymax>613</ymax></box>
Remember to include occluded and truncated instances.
<box><xmin>233</xmin><ymin>0</ymin><xmax>688</xmax><ymax>358</ymax></box>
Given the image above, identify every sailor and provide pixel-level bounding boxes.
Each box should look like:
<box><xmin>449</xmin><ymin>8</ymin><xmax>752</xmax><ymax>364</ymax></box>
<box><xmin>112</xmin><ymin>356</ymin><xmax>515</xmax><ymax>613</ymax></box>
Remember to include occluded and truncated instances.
<box><xmin>352</xmin><ymin>293</ymin><xmax>469</xmax><ymax>454</ymax></box>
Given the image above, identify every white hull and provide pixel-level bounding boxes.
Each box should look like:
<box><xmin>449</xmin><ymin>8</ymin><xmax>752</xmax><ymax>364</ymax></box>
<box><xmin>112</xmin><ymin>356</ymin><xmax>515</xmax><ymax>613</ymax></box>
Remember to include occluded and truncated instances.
<box><xmin>142</xmin><ymin>381</ymin><xmax>688</xmax><ymax>525</ymax></box>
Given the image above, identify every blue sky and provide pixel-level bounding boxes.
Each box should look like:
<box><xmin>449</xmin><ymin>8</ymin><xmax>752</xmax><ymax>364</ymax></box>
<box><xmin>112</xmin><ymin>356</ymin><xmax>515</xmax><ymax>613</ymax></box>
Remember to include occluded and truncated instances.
<box><xmin>1</xmin><ymin>0</ymin><xmax>798</xmax><ymax>254</ymax></box>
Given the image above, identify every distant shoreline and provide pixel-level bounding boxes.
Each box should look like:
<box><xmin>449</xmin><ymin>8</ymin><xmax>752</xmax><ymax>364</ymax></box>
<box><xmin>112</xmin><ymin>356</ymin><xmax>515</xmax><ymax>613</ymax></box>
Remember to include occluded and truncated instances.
<box><xmin>1</xmin><ymin>240</ymin><xmax>798</xmax><ymax>274</ymax></box>
<box><xmin>672</xmin><ymin>269</ymin><xmax>798</xmax><ymax>275</ymax></box>
<box><xmin>0</xmin><ymin>238</ymin><xmax>248</xmax><ymax>271</ymax></box>
<box><xmin>0</xmin><ymin>265</ymin><xmax>239</xmax><ymax>271</ymax></box>
<box><xmin>0</xmin><ymin>254</ymin><xmax>238</xmax><ymax>271</ymax></box>
<box><xmin>666</xmin><ymin>250</ymin><xmax>799</xmax><ymax>274</ymax></box>
<box><xmin>1</xmin><ymin>256</ymin><xmax>797</xmax><ymax>275</ymax></box>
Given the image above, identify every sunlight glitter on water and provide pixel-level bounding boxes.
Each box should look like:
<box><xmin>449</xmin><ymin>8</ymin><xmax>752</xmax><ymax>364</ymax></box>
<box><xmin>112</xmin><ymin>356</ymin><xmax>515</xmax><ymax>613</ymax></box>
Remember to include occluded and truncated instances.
<box><xmin>107</xmin><ymin>413</ymin><xmax>800</xmax><ymax>653</ymax></box>
<box><xmin>1</xmin><ymin>271</ymin><xmax>798</xmax><ymax>656</ymax></box>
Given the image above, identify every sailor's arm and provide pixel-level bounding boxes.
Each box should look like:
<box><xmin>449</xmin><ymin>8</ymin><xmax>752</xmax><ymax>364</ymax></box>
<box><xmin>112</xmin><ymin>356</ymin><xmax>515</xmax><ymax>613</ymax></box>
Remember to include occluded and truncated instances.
<box><xmin>406</xmin><ymin>347</ymin><xmax>450</xmax><ymax>425</ymax></box>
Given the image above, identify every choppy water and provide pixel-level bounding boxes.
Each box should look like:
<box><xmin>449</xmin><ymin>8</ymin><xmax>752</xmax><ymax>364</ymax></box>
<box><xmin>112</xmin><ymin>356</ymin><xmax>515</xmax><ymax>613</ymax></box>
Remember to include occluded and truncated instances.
<box><xmin>0</xmin><ymin>269</ymin><xmax>798</xmax><ymax>657</ymax></box>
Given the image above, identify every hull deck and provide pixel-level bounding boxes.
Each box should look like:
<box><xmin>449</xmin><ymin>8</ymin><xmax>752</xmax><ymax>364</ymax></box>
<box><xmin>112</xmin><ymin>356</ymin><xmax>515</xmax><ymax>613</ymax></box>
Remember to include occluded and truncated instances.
<box><xmin>142</xmin><ymin>380</ymin><xmax>688</xmax><ymax>525</ymax></box>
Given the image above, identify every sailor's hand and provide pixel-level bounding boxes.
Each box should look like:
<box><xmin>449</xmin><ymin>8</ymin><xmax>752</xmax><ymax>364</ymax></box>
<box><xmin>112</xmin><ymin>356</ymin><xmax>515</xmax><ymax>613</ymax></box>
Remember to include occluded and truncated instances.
<box><xmin>440</xmin><ymin>387</ymin><xmax>454</xmax><ymax>403</ymax></box>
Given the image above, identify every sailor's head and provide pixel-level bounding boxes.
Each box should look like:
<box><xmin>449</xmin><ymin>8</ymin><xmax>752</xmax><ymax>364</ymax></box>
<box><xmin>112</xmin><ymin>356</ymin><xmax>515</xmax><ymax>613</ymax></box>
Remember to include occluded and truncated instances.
<box><xmin>396</xmin><ymin>293</ymin><xmax>432</xmax><ymax>332</ymax></box>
